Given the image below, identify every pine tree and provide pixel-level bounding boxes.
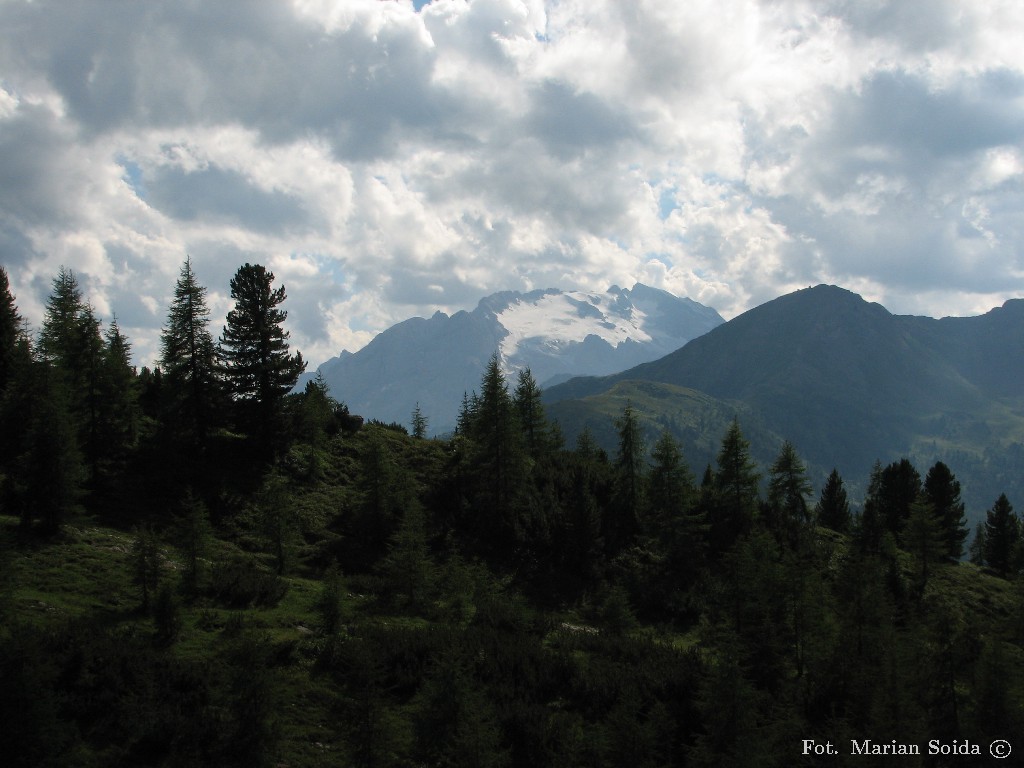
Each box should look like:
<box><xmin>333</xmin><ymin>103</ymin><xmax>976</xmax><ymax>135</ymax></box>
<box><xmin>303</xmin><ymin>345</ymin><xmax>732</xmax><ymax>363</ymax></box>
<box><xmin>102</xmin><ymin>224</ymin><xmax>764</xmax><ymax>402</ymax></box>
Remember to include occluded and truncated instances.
<box><xmin>513</xmin><ymin>367</ymin><xmax>552</xmax><ymax>459</ymax></box>
<box><xmin>902</xmin><ymin>496</ymin><xmax>945</xmax><ymax>589</ymax></box>
<box><xmin>815</xmin><ymin>468</ymin><xmax>851</xmax><ymax>533</ymax></box>
<box><xmin>21</xmin><ymin>366</ymin><xmax>82</xmax><ymax>534</ymax></box>
<box><xmin>0</xmin><ymin>266</ymin><xmax>21</xmax><ymax>395</ymax></box>
<box><xmin>37</xmin><ymin>267</ymin><xmax>85</xmax><ymax>374</ymax></box>
<box><xmin>97</xmin><ymin>317</ymin><xmax>140</xmax><ymax>469</ymax></box>
<box><xmin>712</xmin><ymin>418</ymin><xmax>760</xmax><ymax>554</ymax></box>
<box><xmin>857</xmin><ymin>461</ymin><xmax>885</xmax><ymax>552</ymax></box>
<box><xmin>160</xmin><ymin>257</ymin><xmax>221</xmax><ymax>446</ymax></box>
<box><xmin>922</xmin><ymin>461</ymin><xmax>968</xmax><ymax>560</ymax></box>
<box><xmin>609</xmin><ymin>404</ymin><xmax>645</xmax><ymax>550</ymax></box>
<box><xmin>219</xmin><ymin>263</ymin><xmax>305</xmax><ymax>446</ymax></box>
<box><xmin>646</xmin><ymin>429</ymin><xmax>694</xmax><ymax>537</ymax></box>
<box><xmin>984</xmin><ymin>494</ymin><xmax>1020</xmax><ymax>578</ymax></box>
<box><xmin>878</xmin><ymin>458</ymin><xmax>921</xmax><ymax>540</ymax></box>
<box><xmin>465</xmin><ymin>354</ymin><xmax>530</xmax><ymax>548</ymax></box>
<box><xmin>411</xmin><ymin>401</ymin><xmax>428</xmax><ymax>439</ymax></box>
<box><xmin>175</xmin><ymin>488</ymin><xmax>212</xmax><ymax>595</ymax></box>
<box><xmin>378</xmin><ymin>504</ymin><xmax>436</xmax><ymax>612</ymax></box>
<box><xmin>765</xmin><ymin>440</ymin><xmax>813</xmax><ymax>548</ymax></box>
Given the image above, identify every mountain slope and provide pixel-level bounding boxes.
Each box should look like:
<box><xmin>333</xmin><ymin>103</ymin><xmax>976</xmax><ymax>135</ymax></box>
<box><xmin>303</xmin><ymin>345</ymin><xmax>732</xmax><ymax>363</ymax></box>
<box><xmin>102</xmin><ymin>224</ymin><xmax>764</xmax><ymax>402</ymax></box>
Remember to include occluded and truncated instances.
<box><xmin>545</xmin><ymin>285</ymin><xmax>1024</xmax><ymax>510</ymax></box>
<box><xmin>315</xmin><ymin>284</ymin><xmax>723</xmax><ymax>434</ymax></box>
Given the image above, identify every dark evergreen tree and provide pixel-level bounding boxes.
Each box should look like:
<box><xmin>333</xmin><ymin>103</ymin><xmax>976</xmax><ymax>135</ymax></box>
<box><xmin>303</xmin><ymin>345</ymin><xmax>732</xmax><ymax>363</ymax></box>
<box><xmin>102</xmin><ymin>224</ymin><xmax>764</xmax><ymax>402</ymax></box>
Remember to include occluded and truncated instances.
<box><xmin>646</xmin><ymin>429</ymin><xmax>695</xmax><ymax>537</ymax></box>
<box><xmin>815</xmin><ymin>468</ymin><xmax>851</xmax><ymax>533</ymax></box>
<box><xmin>21</xmin><ymin>365</ymin><xmax>83</xmax><ymax>534</ymax></box>
<box><xmin>298</xmin><ymin>372</ymin><xmax>336</xmax><ymax>477</ymax></box>
<box><xmin>37</xmin><ymin>267</ymin><xmax>86</xmax><ymax>374</ymax></box>
<box><xmin>219</xmin><ymin>263</ymin><xmax>305</xmax><ymax>446</ymax></box>
<box><xmin>465</xmin><ymin>354</ymin><xmax>531</xmax><ymax>550</ymax></box>
<box><xmin>160</xmin><ymin>257</ymin><xmax>221</xmax><ymax>446</ymax></box>
<box><xmin>878</xmin><ymin>458</ymin><xmax>921</xmax><ymax>540</ymax></box>
<box><xmin>902</xmin><ymin>496</ymin><xmax>945</xmax><ymax>589</ymax></box>
<box><xmin>983</xmin><ymin>494</ymin><xmax>1020</xmax><ymax>578</ymax></box>
<box><xmin>377</xmin><ymin>504</ymin><xmax>436</xmax><ymax>613</ymax></box>
<box><xmin>609</xmin><ymin>404</ymin><xmax>645</xmax><ymax>551</ymax></box>
<box><xmin>923</xmin><ymin>461</ymin><xmax>968</xmax><ymax>560</ymax></box>
<box><xmin>856</xmin><ymin>461</ymin><xmax>885</xmax><ymax>552</ymax></box>
<box><xmin>175</xmin><ymin>487</ymin><xmax>212</xmax><ymax>595</ymax></box>
<box><xmin>411</xmin><ymin>401</ymin><xmax>428</xmax><ymax>439</ymax></box>
<box><xmin>711</xmin><ymin>418</ymin><xmax>760</xmax><ymax>554</ymax></box>
<box><xmin>0</xmin><ymin>266</ymin><xmax>20</xmax><ymax>395</ymax></box>
<box><xmin>765</xmin><ymin>440</ymin><xmax>812</xmax><ymax>548</ymax></box>
<box><xmin>513</xmin><ymin>367</ymin><xmax>553</xmax><ymax>459</ymax></box>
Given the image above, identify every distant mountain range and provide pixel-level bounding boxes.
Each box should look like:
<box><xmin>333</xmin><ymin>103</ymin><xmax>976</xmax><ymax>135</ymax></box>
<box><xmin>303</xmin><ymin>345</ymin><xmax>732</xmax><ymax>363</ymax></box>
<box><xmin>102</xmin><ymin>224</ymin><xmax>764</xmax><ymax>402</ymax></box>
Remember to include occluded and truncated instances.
<box><xmin>313</xmin><ymin>284</ymin><xmax>724</xmax><ymax>435</ymax></box>
<box><xmin>543</xmin><ymin>284</ymin><xmax>1024</xmax><ymax>519</ymax></box>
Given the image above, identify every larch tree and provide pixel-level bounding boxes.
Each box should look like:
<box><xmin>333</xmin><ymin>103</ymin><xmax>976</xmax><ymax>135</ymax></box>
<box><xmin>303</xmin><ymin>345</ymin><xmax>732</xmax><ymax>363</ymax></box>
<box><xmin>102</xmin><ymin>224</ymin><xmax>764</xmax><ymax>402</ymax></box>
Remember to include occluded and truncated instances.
<box><xmin>160</xmin><ymin>257</ymin><xmax>221</xmax><ymax>446</ymax></box>
<box><xmin>218</xmin><ymin>263</ymin><xmax>305</xmax><ymax>448</ymax></box>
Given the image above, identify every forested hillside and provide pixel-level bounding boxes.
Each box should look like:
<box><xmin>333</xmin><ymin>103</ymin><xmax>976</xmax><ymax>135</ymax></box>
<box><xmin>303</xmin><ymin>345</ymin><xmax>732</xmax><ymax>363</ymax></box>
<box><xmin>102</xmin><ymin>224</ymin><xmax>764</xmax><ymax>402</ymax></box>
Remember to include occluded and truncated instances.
<box><xmin>2</xmin><ymin>266</ymin><xmax>1024</xmax><ymax>767</ymax></box>
<box><xmin>545</xmin><ymin>285</ymin><xmax>1024</xmax><ymax>517</ymax></box>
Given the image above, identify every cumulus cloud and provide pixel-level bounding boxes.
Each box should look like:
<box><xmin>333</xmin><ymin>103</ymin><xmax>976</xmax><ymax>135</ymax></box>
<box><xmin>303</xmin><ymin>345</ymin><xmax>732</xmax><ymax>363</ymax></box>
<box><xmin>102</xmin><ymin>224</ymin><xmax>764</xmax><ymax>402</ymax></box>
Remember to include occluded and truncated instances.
<box><xmin>0</xmin><ymin>0</ymin><xmax>1022</xmax><ymax>369</ymax></box>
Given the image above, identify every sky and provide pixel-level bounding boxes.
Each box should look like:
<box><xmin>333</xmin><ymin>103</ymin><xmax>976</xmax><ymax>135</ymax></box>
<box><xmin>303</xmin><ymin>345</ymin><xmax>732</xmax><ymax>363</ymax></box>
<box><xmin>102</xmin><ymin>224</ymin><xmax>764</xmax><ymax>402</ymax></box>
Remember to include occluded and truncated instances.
<box><xmin>1</xmin><ymin>0</ymin><xmax>1023</xmax><ymax>369</ymax></box>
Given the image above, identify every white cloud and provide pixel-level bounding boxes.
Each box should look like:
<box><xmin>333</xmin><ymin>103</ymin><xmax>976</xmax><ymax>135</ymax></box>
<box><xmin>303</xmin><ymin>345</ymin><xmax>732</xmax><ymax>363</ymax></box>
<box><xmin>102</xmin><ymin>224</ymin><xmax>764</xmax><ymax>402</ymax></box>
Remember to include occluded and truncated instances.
<box><xmin>0</xmin><ymin>0</ymin><xmax>1022</xmax><ymax>369</ymax></box>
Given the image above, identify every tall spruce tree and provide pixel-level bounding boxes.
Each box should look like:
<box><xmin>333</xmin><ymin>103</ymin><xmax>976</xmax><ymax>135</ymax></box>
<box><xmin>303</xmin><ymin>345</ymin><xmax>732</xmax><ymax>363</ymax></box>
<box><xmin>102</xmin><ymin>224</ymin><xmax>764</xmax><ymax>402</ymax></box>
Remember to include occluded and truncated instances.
<box><xmin>219</xmin><ymin>263</ymin><xmax>305</xmax><ymax>446</ymax></box>
<box><xmin>0</xmin><ymin>267</ymin><xmax>20</xmax><ymax>395</ymax></box>
<box><xmin>160</xmin><ymin>257</ymin><xmax>221</xmax><ymax>446</ymax></box>
<box><xmin>815</xmin><ymin>468</ymin><xmax>851</xmax><ymax>533</ymax></box>
<box><xmin>922</xmin><ymin>461</ymin><xmax>968</xmax><ymax>560</ymax></box>
<box><xmin>712</xmin><ymin>418</ymin><xmax>760</xmax><ymax>554</ymax></box>
<box><xmin>513</xmin><ymin>367</ymin><xmax>553</xmax><ymax>459</ymax></box>
<box><xmin>984</xmin><ymin>494</ymin><xmax>1020</xmax><ymax>578</ymax></box>
<box><xmin>465</xmin><ymin>354</ymin><xmax>531</xmax><ymax>549</ymax></box>
<box><xmin>765</xmin><ymin>440</ymin><xmax>813</xmax><ymax>548</ymax></box>
<box><xmin>610</xmin><ymin>404</ymin><xmax>646</xmax><ymax>551</ymax></box>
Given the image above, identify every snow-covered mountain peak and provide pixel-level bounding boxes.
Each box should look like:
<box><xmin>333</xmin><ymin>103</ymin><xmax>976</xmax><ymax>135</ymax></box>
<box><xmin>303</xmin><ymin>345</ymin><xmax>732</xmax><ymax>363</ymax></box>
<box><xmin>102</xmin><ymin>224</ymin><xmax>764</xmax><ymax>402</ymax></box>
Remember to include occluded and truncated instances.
<box><xmin>313</xmin><ymin>283</ymin><xmax>723</xmax><ymax>434</ymax></box>
<box><xmin>495</xmin><ymin>288</ymin><xmax>655</xmax><ymax>364</ymax></box>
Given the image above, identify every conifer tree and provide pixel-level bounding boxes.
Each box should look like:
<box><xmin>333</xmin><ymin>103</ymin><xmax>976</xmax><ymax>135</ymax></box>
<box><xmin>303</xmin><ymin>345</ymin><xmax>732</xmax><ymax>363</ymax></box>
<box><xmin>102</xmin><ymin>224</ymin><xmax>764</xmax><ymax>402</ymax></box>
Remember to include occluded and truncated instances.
<box><xmin>765</xmin><ymin>440</ymin><xmax>813</xmax><ymax>548</ymax></box>
<box><xmin>98</xmin><ymin>317</ymin><xmax>140</xmax><ymax>467</ymax></box>
<box><xmin>815</xmin><ymin>468</ymin><xmax>851</xmax><ymax>533</ymax></box>
<box><xmin>902</xmin><ymin>496</ymin><xmax>945</xmax><ymax>589</ymax></box>
<box><xmin>922</xmin><ymin>461</ymin><xmax>968</xmax><ymax>560</ymax></box>
<box><xmin>857</xmin><ymin>460</ymin><xmax>885</xmax><ymax>551</ymax></box>
<box><xmin>609</xmin><ymin>404</ymin><xmax>645</xmax><ymax>550</ymax></box>
<box><xmin>160</xmin><ymin>257</ymin><xmax>221</xmax><ymax>446</ymax></box>
<box><xmin>646</xmin><ymin>429</ymin><xmax>694</xmax><ymax>535</ymax></box>
<box><xmin>21</xmin><ymin>366</ymin><xmax>82</xmax><ymax>534</ymax></box>
<box><xmin>984</xmin><ymin>494</ymin><xmax>1020</xmax><ymax>578</ymax></box>
<box><xmin>411</xmin><ymin>401</ymin><xmax>428</xmax><ymax>439</ymax></box>
<box><xmin>466</xmin><ymin>354</ymin><xmax>530</xmax><ymax>547</ymax></box>
<box><xmin>0</xmin><ymin>266</ymin><xmax>21</xmax><ymax>395</ymax></box>
<box><xmin>219</xmin><ymin>263</ymin><xmax>305</xmax><ymax>446</ymax></box>
<box><xmin>38</xmin><ymin>266</ymin><xmax>86</xmax><ymax>374</ymax></box>
<box><xmin>878</xmin><ymin>458</ymin><xmax>921</xmax><ymax>540</ymax></box>
<box><xmin>712</xmin><ymin>418</ymin><xmax>760</xmax><ymax>554</ymax></box>
<box><xmin>513</xmin><ymin>367</ymin><xmax>552</xmax><ymax>459</ymax></box>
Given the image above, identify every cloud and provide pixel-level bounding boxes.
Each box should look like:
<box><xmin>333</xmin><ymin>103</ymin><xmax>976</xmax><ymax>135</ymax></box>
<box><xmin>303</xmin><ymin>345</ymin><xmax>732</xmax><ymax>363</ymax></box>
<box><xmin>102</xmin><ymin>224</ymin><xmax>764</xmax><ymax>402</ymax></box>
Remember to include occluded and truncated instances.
<box><xmin>0</xmin><ymin>0</ymin><xmax>1022</xmax><ymax>370</ymax></box>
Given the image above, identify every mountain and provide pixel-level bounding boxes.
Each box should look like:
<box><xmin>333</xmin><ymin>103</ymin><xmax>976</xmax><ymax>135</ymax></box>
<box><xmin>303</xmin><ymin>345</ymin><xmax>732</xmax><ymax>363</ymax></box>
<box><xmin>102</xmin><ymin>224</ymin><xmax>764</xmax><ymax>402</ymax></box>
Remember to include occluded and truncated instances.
<box><xmin>544</xmin><ymin>284</ymin><xmax>1024</xmax><ymax>514</ymax></box>
<box><xmin>314</xmin><ymin>283</ymin><xmax>724</xmax><ymax>434</ymax></box>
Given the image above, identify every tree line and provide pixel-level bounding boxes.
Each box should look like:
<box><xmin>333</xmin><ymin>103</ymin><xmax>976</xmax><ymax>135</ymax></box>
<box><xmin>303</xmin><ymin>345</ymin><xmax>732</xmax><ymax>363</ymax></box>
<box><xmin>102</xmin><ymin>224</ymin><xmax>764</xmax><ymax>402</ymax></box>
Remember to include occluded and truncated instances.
<box><xmin>2</xmin><ymin>261</ymin><xmax>1024</xmax><ymax>766</ymax></box>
